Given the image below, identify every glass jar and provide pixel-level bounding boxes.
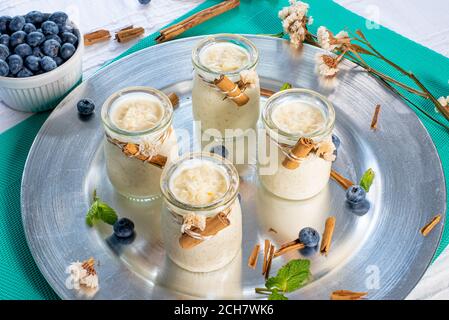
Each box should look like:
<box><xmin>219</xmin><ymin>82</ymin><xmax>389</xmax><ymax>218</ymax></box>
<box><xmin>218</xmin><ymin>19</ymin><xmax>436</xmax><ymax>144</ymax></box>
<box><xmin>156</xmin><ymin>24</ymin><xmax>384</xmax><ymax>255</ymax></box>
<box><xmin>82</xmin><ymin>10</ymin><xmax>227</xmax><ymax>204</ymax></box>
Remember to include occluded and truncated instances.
<box><xmin>259</xmin><ymin>89</ymin><xmax>336</xmax><ymax>200</ymax></box>
<box><xmin>192</xmin><ymin>34</ymin><xmax>260</xmax><ymax>139</ymax></box>
<box><xmin>101</xmin><ymin>87</ymin><xmax>178</xmax><ymax>201</ymax></box>
<box><xmin>160</xmin><ymin>152</ymin><xmax>241</xmax><ymax>272</ymax></box>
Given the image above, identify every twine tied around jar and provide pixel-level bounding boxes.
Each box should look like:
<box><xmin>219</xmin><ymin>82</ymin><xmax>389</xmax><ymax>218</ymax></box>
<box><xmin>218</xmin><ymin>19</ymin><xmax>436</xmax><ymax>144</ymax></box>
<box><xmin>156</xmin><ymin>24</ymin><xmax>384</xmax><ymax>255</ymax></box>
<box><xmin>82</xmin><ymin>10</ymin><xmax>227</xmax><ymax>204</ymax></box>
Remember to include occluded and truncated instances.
<box><xmin>105</xmin><ymin>127</ymin><xmax>172</xmax><ymax>169</ymax></box>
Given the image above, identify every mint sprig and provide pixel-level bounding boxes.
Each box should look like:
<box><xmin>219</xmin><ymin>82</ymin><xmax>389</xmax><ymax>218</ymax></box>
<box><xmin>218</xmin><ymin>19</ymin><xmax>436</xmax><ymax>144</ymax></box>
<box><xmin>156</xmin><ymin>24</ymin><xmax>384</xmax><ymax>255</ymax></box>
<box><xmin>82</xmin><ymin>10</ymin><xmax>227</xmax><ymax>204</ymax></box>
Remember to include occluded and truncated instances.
<box><xmin>85</xmin><ymin>190</ymin><xmax>118</xmax><ymax>227</ymax></box>
<box><xmin>256</xmin><ymin>259</ymin><xmax>311</xmax><ymax>300</ymax></box>
<box><xmin>279</xmin><ymin>82</ymin><xmax>292</xmax><ymax>91</ymax></box>
<box><xmin>360</xmin><ymin>168</ymin><xmax>375</xmax><ymax>192</ymax></box>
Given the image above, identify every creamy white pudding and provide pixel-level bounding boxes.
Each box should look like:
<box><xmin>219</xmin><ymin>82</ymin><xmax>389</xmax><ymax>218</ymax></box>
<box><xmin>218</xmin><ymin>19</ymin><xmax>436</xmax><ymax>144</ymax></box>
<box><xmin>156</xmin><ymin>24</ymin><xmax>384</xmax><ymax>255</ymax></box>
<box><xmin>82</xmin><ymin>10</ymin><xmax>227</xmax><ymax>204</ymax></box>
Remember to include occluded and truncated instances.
<box><xmin>259</xmin><ymin>89</ymin><xmax>336</xmax><ymax>200</ymax></box>
<box><xmin>192</xmin><ymin>35</ymin><xmax>260</xmax><ymax>138</ymax></box>
<box><xmin>160</xmin><ymin>153</ymin><xmax>241</xmax><ymax>272</ymax></box>
<box><xmin>101</xmin><ymin>87</ymin><xmax>178</xmax><ymax>201</ymax></box>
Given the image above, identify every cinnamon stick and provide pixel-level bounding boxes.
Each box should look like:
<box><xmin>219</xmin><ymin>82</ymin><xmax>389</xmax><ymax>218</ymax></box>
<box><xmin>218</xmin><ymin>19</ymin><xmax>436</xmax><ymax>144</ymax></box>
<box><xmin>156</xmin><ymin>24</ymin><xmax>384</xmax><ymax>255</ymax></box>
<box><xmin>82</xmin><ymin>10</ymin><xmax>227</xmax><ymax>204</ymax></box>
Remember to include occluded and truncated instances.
<box><xmin>247</xmin><ymin>244</ymin><xmax>260</xmax><ymax>269</ymax></box>
<box><xmin>420</xmin><ymin>214</ymin><xmax>441</xmax><ymax>236</ymax></box>
<box><xmin>274</xmin><ymin>242</ymin><xmax>305</xmax><ymax>258</ymax></box>
<box><xmin>123</xmin><ymin>143</ymin><xmax>167</xmax><ymax>168</ymax></box>
<box><xmin>262</xmin><ymin>239</ymin><xmax>270</xmax><ymax>275</ymax></box>
<box><xmin>214</xmin><ymin>75</ymin><xmax>250</xmax><ymax>106</ymax></box>
<box><xmin>115</xmin><ymin>26</ymin><xmax>145</xmax><ymax>43</ymax></box>
<box><xmin>156</xmin><ymin>0</ymin><xmax>240</xmax><ymax>43</ymax></box>
<box><xmin>179</xmin><ymin>212</ymin><xmax>230</xmax><ymax>249</ymax></box>
<box><xmin>167</xmin><ymin>92</ymin><xmax>179</xmax><ymax>109</ymax></box>
<box><xmin>370</xmin><ymin>104</ymin><xmax>381</xmax><ymax>130</ymax></box>
<box><xmin>330</xmin><ymin>169</ymin><xmax>354</xmax><ymax>190</ymax></box>
<box><xmin>260</xmin><ymin>88</ymin><xmax>275</xmax><ymax>97</ymax></box>
<box><xmin>282</xmin><ymin>137</ymin><xmax>314</xmax><ymax>170</ymax></box>
<box><xmin>84</xmin><ymin>29</ymin><xmax>111</xmax><ymax>46</ymax></box>
<box><xmin>320</xmin><ymin>216</ymin><xmax>336</xmax><ymax>256</ymax></box>
<box><xmin>264</xmin><ymin>244</ymin><xmax>275</xmax><ymax>280</ymax></box>
<box><xmin>331</xmin><ymin>290</ymin><xmax>367</xmax><ymax>300</ymax></box>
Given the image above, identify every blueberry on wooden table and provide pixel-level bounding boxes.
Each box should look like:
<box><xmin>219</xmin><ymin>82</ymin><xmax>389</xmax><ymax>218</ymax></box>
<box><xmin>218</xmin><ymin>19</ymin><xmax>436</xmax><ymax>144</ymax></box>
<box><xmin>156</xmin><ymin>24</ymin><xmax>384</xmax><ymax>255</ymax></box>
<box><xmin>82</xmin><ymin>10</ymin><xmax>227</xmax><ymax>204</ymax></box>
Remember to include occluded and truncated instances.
<box><xmin>299</xmin><ymin>227</ymin><xmax>320</xmax><ymax>248</ymax></box>
<box><xmin>77</xmin><ymin>99</ymin><xmax>96</xmax><ymax>116</ymax></box>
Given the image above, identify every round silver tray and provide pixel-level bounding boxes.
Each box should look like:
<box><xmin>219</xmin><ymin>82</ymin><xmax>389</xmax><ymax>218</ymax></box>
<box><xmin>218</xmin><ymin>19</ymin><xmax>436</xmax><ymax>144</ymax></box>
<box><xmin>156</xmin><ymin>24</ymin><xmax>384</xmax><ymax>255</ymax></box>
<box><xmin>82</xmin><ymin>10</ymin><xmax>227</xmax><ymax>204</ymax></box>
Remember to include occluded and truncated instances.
<box><xmin>21</xmin><ymin>35</ymin><xmax>446</xmax><ymax>300</ymax></box>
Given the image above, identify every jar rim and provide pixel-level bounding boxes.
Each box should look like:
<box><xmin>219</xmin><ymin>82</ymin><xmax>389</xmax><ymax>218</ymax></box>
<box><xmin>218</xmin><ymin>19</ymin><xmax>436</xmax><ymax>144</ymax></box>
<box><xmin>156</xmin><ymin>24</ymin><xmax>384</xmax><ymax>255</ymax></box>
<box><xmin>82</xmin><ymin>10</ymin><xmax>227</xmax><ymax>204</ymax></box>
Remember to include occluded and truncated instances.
<box><xmin>191</xmin><ymin>34</ymin><xmax>259</xmax><ymax>77</ymax></box>
<box><xmin>101</xmin><ymin>86</ymin><xmax>173</xmax><ymax>137</ymax></box>
<box><xmin>160</xmin><ymin>152</ymin><xmax>240</xmax><ymax>212</ymax></box>
<box><xmin>262</xmin><ymin>88</ymin><xmax>335</xmax><ymax>142</ymax></box>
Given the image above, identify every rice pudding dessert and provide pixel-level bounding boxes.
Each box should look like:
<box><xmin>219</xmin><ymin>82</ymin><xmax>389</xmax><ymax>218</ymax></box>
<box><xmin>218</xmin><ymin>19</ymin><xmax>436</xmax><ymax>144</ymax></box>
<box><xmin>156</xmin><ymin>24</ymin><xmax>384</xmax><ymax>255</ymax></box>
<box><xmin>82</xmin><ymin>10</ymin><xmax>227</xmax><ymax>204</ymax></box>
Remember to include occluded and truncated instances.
<box><xmin>259</xmin><ymin>89</ymin><xmax>336</xmax><ymax>200</ymax></box>
<box><xmin>160</xmin><ymin>153</ymin><xmax>241</xmax><ymax>272</ymax></box>
<box><xmin>101</xmin><ymin>87</ymin><xmax>178</xmax><ymax>200</ymax></box>
<box><xmin>192</xmin><ymin>34</ymin><xmax>260</xmax><ymax>138</ymax></box>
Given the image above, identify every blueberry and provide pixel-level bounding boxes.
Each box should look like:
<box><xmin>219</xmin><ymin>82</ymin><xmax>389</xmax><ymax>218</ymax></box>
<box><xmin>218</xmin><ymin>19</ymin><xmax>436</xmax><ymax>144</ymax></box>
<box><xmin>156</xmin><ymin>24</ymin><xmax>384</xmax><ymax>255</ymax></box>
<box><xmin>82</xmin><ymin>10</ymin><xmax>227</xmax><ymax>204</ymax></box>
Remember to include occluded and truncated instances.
<box><xmin>299</xmin><ymin>227</ymin><xmax>320</xmax><ymax>248</ymax></box>
<box><xmin>0</xmin><ymin>59</ymin><xmax>9</xmax><ymax>77</ymax></box>
<box><xmin>41</xmin><ymin>20</ymin><xmax>59</xmax><ymax>35</ymax></box>
<box><xmin>32</xmin><ymin>46</ymin><xmax>43</xmax><ymax>57</ymax></box>
<box><xmin>346</xmin><ymin>199</ymin><xmax>371</xmax><ymax>216</ymax></box>
<box><xmin>138</xmin><ymin>0</ymin><xmax>152</xmax><ymax>4</ymax></box>
<box><xmin>345</xmin><ymin>185</ymin><xmax>366</xmax><ymax>204</ymax></box>
<box><xmin>23</xmin><ymin>23</ymin><xmax>36</xmax><ymax>34</ymax></box>
<box><xmin>41</xmin><ymin>39</ymin><xmax>60</xmax><ymax>57</ymax></box>
<box><xmin>53</xmin><ymin>56</ymin><xmax>63</xmax><ymax>66</ymax></box>
<box><xmin>210</xmin><ymin>145</ymin><xmax>229</xmax><ymax>158</ymax></box>
<box><xmin>61</xmin><ymin>32</ymin><xmax>77</xmax><ymax>45</ymax></box>
<box><xmin>9</xmin><ymin>31</ymin><xmax>27</xmax><ymax>47</ymax></box>
<box><xmin>25</xmin><ymin>11</ymin><xmax>44</xmax><ymax>25</ymax></box>
<box><xmin>0</xmin><ymin>44</ymin><xmax>9</xmax><ymax>60</ymax></box>
<box><xmin>113</xmin><ymin>218</ymin><xmax>135</xmax><ymax>238</ymax></box>
<box><xmin>77</xmin><ymin>98</ymin><xmax>95</xmax><ymax>115</ymax></box>
<box><xmin>45</xmin><ymin>34</ymin><xmax>62</xmax><ymax>43</ymax></box>
<box><xmin>299</xmin><ymin>245</ymin><xmax>318</xmax><ymax>257</ymax></box>
<box><xmin>40</xmin><ymin>56</ymin><xmax>57</xmax><ymax>72</ymax></box>
<box><xmin>49</xmin><ymin>12</ymin><xmax>68</xmax><ymax>28</ymax></box>
<box><xmin>60</xmin><ymin>24</ymin><xmax>74</xmax><ymax>34</ymax></box>
<box><xmin>0</xmin><ymin>16</ymin><xmax>12</xmax><ymax>33</ymax></box>
<box><xmin>0</xmin><ymin>34</ymin><xmax>9</xmax><ymax>46</ymax></box>
<box><xmin>60</xmin><ymin>43</ymin><xmax>75</xmax><ymax>60</ymax></box>
<box><xmin>332</xmin><ymin>134</ymin><xmax>340</xmax><ymax>149</ymax></box>
<box><xmin>14</xmin><ymin>43</ymin><xmax>32</xmax><ymax>58</ymax></box>
<box><xmin>25</xmin><ymin>55</ymin><xmax>41</xmax><ymax>71</ymax></box>
<box><xmin>7</xmin><ymin>54</ymin><xmax>23</xmax><ymax>75</ymax></box>
<box><xmin>9</xmin><ymin>16</ymin><xmax>26</xmax><ymax>33</ymax></box>
<box><xmin>17</xmin><ymin>67</ymin><xmax>33</xmax><ymax>77</ymax></box>
<box><xmin>26</xmin><ymin>31</ymin><xmax>45</xmax><ymax>47</ymax></box>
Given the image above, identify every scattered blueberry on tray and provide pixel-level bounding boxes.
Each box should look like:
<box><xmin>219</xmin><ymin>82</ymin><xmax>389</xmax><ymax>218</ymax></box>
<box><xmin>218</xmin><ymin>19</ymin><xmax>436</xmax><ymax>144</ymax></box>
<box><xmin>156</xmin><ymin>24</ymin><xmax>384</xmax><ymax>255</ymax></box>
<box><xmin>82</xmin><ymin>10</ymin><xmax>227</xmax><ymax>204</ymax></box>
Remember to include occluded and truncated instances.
<box><xmin>113</xmin><ymin>218</ymin><xmax>135</xmax><ymax>239</ymax></box>
<box><xmin>299</xmin><ymin>227</ymin><xmax>320</xmax><ymax>248</ymax></box>
<box><xmin>345</xmin><ymin>185</ymin><xmax>370</xmax><ymax>215</ymax></box>
<box><xmin>0</xmin><ymin>10</ymin><xmax>79</xmax><ymax>78</ymax></box>
<box><xmin>77</xmin><ymin>98</ymin><xmax>95</xmax><ymax>116</ymax></box>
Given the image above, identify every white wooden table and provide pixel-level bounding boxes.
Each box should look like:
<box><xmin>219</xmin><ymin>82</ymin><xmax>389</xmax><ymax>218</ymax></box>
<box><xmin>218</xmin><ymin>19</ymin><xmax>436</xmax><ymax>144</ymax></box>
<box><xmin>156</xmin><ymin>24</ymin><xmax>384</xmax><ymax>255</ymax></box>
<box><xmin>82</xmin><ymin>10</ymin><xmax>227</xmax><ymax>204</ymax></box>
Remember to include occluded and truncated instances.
<box><xmin>1</xmin><ymin>0</ymin><xmax>448</xmax><ymax>300</ymax></box>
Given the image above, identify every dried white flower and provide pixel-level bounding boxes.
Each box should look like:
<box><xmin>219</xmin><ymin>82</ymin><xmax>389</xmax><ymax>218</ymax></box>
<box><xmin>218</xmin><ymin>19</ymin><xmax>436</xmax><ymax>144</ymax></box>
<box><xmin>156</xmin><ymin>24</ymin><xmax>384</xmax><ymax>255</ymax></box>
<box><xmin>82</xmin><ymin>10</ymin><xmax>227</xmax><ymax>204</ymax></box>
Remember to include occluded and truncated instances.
<box><xmin>316</xmin><ymin>141</ymin><xmax>336</xmax><ymax>162</ymax></box>
<box><xmin>66</xmin><ymin>258</ymin><xmax>99</xmax><ymax>291</ymax></box>
<box><xmin>181</xmin><ymin>212</ymin><xmax>206</xmax><ymax>233</ymax></box>
<box><xmin>240</xmin><ymin>70</ymin><xmax>259</xmax><ymax>88</ymax></box>
<box><xmin>278</xmin><ymin>0</ymin><xmax>310</xmax><ymax>48</ymax></box>
<box><xmin>317</xmin><ymin>26</ymin><xmax>332</xmax><ymax>50</ymax></box>
<box><xmin>436</xmin><ymin>96</ymin><xmax>449</xmax><ymax>113</ymax></box>
<box><xmin>317</xmin><ymin>26</ymin><xmax>350</xmax><ymax>52</ymax></box>
<box><xmin>80</xmin><ymin>274</ymin><xmax>99</xmax><ymax>289</ymax></box>
<box><xmin>315</xmin><ymin>53</ymin><xmax>340</xmax><ymax>77</ymax></box>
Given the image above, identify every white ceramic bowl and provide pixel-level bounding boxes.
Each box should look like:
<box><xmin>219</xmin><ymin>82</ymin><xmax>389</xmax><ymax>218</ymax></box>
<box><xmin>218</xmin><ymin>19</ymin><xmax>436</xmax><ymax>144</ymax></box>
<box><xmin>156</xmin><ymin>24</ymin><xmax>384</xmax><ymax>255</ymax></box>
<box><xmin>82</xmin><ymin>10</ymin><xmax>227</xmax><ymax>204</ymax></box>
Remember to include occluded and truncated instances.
<box><xmin>0</xmin><ymin>23</ymin><xmax>84</xmax><ymax>113</ymax></box>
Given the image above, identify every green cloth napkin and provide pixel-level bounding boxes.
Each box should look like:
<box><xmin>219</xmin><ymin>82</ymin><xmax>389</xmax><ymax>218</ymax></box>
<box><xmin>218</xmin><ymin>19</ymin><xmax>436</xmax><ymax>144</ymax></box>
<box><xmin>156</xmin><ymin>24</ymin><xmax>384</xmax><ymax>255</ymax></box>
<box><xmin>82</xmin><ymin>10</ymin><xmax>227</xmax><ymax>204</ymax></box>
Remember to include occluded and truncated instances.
<box><xmin>0</xmin><ymin>0</ymin><xmax>448</xmax><ymax>300</ymax></box>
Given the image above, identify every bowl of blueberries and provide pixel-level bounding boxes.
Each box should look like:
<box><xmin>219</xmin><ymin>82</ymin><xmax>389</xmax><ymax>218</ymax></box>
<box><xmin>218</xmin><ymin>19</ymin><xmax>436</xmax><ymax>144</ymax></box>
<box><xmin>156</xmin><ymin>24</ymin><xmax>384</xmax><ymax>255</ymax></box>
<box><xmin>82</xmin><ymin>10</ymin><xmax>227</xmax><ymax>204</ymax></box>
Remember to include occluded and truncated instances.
<box><xmin>0</xmin><ymin>11</ymin><xmax>83</xmax><ymax>112</ymax></box>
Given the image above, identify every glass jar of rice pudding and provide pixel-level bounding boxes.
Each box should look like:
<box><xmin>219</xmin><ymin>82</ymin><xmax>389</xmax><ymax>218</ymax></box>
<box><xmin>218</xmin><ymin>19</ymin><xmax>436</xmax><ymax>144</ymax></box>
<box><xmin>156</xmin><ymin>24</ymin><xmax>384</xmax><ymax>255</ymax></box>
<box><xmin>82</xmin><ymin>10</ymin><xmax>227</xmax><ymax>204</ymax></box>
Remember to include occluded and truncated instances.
<box><xmin>192</xmin><ymin>34</ymin><xmax>260</xmax><ymax>138</ymax></box>
<box><xmin>101</xmin><ymin>87</ymin><xmax>178</xmax><ymax>201</ymax></box>
<box><xmin>160</xmin><ymin>152</ymin><xmax>241</xmax><ymax>272</ymax></box>
<box><xmin>259</xmin><ymin>89</ymin><xmax>336</xmax><ymax>200</ymax></box>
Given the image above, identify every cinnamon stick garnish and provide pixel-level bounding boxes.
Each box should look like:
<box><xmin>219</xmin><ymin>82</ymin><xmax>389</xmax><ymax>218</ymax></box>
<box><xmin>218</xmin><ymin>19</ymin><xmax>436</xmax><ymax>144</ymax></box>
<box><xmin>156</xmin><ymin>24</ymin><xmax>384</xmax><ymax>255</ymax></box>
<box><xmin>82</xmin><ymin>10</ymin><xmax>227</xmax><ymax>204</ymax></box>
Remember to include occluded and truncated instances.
<box><xmin>123</xmin><ymin>143</ymin><xmax>167</xmax><ymax>168</ymax></box>
<box><xmin>264</xmin><ymin>244</ymin><xmax>275</xmax><ymax>280</ymax></box>
<box><xmin>282</xmin><ymin>137</ymin><xmax>314</xmax><ymax>170</ymax></box>
<box><xmin>167</xmin><ymin>92</ymin><xmax>179</xmax><ymax>109</ymax></box>
<box><xmin>115</xmin><ymin>26</ymin><xmax>144</xmax><ymax>43</ymax></box>
<box><xmin>262</xmin><ymin>239</ymin><xmax>270</xmax><ymax>275</ymax></box>
<box><xmin>247</xmin><ymin>244</ymin><xmax>260</xmax><ymax>269</ymax></box>
<box><xmin>214</xmin><ymin>75</ymin><xmax>250</xmax><ymax>106</ymax></box>
<box><xmin>331</xmin><ymin>290</ymin><xmax>367</xmax><ymax>300</ymax></box>
<box><xmin>370</xmin><ymin>104</ymin><xmax>381</xmax><ymax>130</ymax></box>
<box><xmin>330</xmin><ymin>169</ymin><xmax>354</xmax><ymax>190</ymax></box>
<box><xmin>179</xmin><ymin>212</ymin><xmax>230</xmax><ymax>249</ymax></box>
<box><xmin>260</xmin><ymin>88</ymin><xmax>275</xmax><ymax>98</ymax></box>
<box><xmin>320</xmin><ymin>216</ymin><xmax>336</xmax><ymax>256</ymax></box>
<box><xmin>156</xmin><ymin>0</ymin><xmax>240</xmax><ymax>43</ymax></box>
<box><xmin>420</xmin><ymin>214</ymin><xmax>441</xmax><ymax>236</ymax></box>
<box><xmin>84</xmin><ymin>29</ymin><xmax>111</xmax><ymax>46</ymax></box>
<box><xmin>274</xmin><ymin>242</ymin><xmax>305</xmax><ymax>258</ymax></box>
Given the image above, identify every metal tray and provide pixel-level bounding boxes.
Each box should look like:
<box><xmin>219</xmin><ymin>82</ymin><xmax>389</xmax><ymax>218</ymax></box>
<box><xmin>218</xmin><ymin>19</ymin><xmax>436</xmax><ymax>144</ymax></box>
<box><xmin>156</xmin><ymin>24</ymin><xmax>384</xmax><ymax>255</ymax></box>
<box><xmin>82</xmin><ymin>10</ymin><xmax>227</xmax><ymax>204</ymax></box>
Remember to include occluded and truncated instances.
<box><xmin>21</xmin><ymin>35</ymin><xmax>446</xmax><ymax>300</ymax></box>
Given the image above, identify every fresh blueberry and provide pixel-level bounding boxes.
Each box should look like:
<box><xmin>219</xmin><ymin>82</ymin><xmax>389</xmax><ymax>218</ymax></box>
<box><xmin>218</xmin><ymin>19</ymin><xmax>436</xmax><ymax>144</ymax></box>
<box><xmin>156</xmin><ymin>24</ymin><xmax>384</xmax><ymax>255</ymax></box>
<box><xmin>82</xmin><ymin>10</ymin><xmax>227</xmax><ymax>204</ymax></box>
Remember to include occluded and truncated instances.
<box><xmin>345</xmin><ymin>185</ymin><xmax>366</xmax><ymax>204</ymax></box>
<box><xmin>14</xmin><ymin>43</ymin><xmax>32</xmax><ymax>58</ymax></box>
<box><xmin>41</xmin><ymin>39</ymin><xmax>60</xmax><ymax>57</ymax></box>
<box><xmin>23</xmin><ymin>23</ymin><xmax>37</xmax><ymax>34</ymax></box>
<box><xmin>0</xmin><ymin>59</ymin><xmax>9</xmax><ymax>77</ymax></box>
<box><xmin>299</xmin><ymin>245</ymin><xmax>318</xmax><ymax>257</ymax></box>
<box><xmin>53</xmin><ymin>56</ymin><xmax>63</xmax><ymax>66</ymax></box>
<box><xmin>332</xmin><ymin>134</ymin><xmax>340</xmax><ymax>149</ymax></box>
<box><xmin>60</xmin><ymin>43</ymin><xmax>75</xmax><ymax>60</ymax></box>
<box><xmin>9</xmin><ymin>31</ymin><xmax>27</xmax><ymax>47</ymax></box>
<box><xmin>26</xmin><ymin>31</ymin><xmax>45</xmax><ymax>47</ymax></box>
<box><xmin>298</xmin><ymin>227</ymin><xmax>320</xmax><ymax>248</ymax></box>
<box><xmin>138</xmin><ymin>0</ymin><xmax>152</xmax><ymax>4</ymax></box>
<box><xmin>0</xmin><ymin>34</ymin><xmax>9</xmax><ymax>46</ymax></box>
<box><xmin>40</xmin><ymin>56</ymin><xmax>57</xmax><ymax>72</ymax></box>
<box><xmin>25</xmin><ymin>11</ymin><xmax>44</xmax><ymax>25</ymax></box>
<box><xmin>7</xmin><ymin>54</ymin><xmax>23</xmax><ymax>75</ymax></box>
<box><xmin>0</xmin><ymin>16</ymin><xmax>12</xmax><ymax>33</ymax></box>
<box><xmin>45</xmin><ymin>34</ymin><xmax>62</xmax><ymax>43</ymax></box>
<box><xmin>25</xmin><ymin>55</ymin><xmax>41</xmax><ymax>72</ymax></box>
<box><xmin>113</xmin><ymin>218</ymin><xmax>135</xmax><ymax>238</ymax></box>
<box><xmin>77</xmin><ymin>98</ymin><xmax>95</xmax><ymax>115</ymax></box>
<box><xmin>346</xmin><ymin>199</ymin><xmax>371</xmax><ymax>216</ymax></box>
<box><xmin>210</xmin><ymin>145</ymin><xmax>229</xmax><ymax>158</ymax></box>
<box><xmin>49</xmin><ymin>12</ymin><xmax>68</xmax><ymax>28</ymax></box>
<box><xmin>61</xmin><ymin>32</ymin><xmax>77</xmax><ymax>45</ymax></box>
<box><xmin>60</xmin><ymin>24</ymin><xmax>74</xmax><ymax>34</ymax></box>
<box><xmin>17</xmin><ymin>67</ymin><xmax>33</xmax><ymax>77</ymax></box>
<box><xmin>41</xmin><ymin>20</ymin><xmax>59</xmax><ymax>35</ymax></box>
<box><xmin>9</xmin><ymin>16</ymin><xmax>26</xmax><ymax>33</ymax></box>
<box><xmin>32</xmin><ymin>46</ymin><xmax>43</xmax><ymax>57</ymax></box>
<box><xmin>0</xmin><ymin>44</ymin><xmax>9</xmax><ymax>60</ymax></box>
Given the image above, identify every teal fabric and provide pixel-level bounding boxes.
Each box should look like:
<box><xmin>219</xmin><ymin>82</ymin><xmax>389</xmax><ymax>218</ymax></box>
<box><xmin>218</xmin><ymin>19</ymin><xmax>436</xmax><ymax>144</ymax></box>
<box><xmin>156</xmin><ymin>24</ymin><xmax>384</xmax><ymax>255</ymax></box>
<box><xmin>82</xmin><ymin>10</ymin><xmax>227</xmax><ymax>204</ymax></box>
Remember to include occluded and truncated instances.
<box><xmin>0</xmin><ymin>0</ymin><xmax>448</xmax><ymax>299</ymax></box>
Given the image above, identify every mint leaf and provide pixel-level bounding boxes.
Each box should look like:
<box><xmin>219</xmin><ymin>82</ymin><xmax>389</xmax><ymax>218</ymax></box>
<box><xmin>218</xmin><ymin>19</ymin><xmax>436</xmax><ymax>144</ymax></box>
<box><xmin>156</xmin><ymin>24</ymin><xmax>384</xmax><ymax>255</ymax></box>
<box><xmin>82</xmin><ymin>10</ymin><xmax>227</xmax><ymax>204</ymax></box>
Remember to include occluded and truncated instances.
<box><xmin>98</xmin><ymin>201</ymin><xmax>118</xmax><ymax>225</ymax></box>
<box><xmin>266</xmin><ymin>259</ymin><xmax>311</xmax><ymax>293</ymax></box>
<box><xmin>268</xmin><ymin>289</ymin><xmax>288</xmax><ymax>300</ymax></box>
<box><xmin>86</xmin><ymin>200</ymin><xmax>99</xmax><ymax>227</ymax></box>
<box><xmin>360</xmin><ymin>168</ymin><xmax>375</xmax><ymax>192</ymax></box>
<box><xmin>279</xmin><ymin>82</ymin><xmax>292</xmax><ymax>91</ymax></box>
